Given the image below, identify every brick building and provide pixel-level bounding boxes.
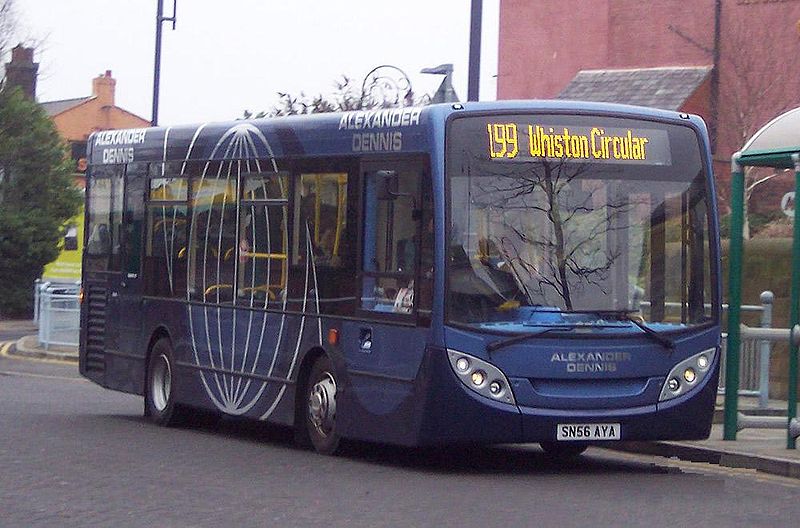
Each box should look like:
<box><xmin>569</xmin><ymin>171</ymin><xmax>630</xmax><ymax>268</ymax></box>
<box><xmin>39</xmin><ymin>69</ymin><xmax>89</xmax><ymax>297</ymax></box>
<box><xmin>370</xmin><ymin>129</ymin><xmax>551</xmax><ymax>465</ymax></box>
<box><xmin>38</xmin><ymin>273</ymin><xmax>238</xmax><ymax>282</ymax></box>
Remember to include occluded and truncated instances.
<box><xmin>498</xmin><ymin>0</ymin><xmax>800</xmax><ymax>215</ymax></box>
<box><xmin>41</xmin><ymin>70</ymin><xmax>150</xmax><ymax>176</ymax></box>
<box><xmin>5</xmin><ymin>45</ymin><xmax>149</xmax><ymax>177</ymax></box>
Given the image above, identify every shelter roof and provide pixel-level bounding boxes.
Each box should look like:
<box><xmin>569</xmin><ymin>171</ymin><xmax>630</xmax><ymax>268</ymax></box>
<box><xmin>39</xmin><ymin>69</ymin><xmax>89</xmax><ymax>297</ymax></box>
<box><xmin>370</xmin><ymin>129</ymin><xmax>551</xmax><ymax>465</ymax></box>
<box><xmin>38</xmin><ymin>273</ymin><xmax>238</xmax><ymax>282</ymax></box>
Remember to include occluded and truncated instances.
<box><xmin>739</xmin><ymin>107</ymin><xmax>800</xmax><ymax>168</ymax></box>
<box><xmin>557</xmin><ymin>66</ymin><xmax>712</xmax><ymax>111</ymax></box>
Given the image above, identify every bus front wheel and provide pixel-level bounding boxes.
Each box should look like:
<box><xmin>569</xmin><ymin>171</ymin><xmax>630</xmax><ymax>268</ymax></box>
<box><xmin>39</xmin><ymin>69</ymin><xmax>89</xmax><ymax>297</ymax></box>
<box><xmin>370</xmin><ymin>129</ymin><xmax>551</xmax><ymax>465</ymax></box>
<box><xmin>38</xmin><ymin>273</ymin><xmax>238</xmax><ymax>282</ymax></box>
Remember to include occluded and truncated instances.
<box><xmin>145</xmin><ymin>338</ymin><xmax>187</xmax><ymax>426</ymax></box>
<box><xmin>305</xmin><ymin>356</ymin><xmax>341</xmax><ymax>455</ymax></box>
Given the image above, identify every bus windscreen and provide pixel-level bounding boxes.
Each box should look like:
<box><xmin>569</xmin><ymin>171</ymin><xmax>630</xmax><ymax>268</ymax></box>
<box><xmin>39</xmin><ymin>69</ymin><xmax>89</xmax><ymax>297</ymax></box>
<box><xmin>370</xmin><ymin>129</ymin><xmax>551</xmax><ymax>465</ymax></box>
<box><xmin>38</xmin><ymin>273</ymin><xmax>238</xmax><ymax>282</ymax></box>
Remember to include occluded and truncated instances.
<box><xmin>446</xmin><ymin>114</ymin><xmax>715</xmax><ymax>330</ymax></box>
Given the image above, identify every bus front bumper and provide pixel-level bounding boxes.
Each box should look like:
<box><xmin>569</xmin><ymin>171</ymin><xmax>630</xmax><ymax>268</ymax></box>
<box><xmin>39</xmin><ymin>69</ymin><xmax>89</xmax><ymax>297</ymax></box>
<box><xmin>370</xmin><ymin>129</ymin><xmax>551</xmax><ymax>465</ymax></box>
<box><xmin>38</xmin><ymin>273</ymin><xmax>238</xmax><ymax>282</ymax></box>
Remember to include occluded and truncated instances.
<box><xmin>415</xmin><ymin>348</ymin><xmax>718</xmax><ymax>446</ymax></box>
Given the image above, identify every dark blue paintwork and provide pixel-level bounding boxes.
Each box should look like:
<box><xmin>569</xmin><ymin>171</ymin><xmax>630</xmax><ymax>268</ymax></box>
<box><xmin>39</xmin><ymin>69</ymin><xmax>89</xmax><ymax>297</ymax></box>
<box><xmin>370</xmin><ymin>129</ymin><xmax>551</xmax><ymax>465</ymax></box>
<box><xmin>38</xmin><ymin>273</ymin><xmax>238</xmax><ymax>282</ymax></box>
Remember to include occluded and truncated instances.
<box><xmin>80</xmin><ymin>100</ymin><xmax>721</xmax><ymax>447</ymax></box>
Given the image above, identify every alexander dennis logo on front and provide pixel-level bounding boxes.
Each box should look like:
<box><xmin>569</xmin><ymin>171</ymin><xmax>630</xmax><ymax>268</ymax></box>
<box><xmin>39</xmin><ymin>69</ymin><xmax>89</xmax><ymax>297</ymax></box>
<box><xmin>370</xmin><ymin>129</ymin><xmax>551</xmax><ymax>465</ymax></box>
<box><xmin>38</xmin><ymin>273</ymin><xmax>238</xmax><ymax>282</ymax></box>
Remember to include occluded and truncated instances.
<box><xmin>550</xmin><ymin>351</ymin><xmax>632</xmax><ymax>373</ymax></box>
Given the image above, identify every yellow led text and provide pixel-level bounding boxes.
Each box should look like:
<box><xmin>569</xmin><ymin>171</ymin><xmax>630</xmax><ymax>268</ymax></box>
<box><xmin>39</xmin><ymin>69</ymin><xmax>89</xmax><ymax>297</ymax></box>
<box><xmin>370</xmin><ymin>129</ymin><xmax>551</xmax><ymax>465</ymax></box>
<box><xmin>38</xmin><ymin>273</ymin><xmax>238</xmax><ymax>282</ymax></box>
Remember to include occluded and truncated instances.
<box><xmin>526</xmin><ymin>125</ymin><xmax>649</xmax><ymax>161</ymax></box>
<box><xmin>487</xmin><ymin>123</ymin><xmax>519</xmax><ymax>159</ymax></box>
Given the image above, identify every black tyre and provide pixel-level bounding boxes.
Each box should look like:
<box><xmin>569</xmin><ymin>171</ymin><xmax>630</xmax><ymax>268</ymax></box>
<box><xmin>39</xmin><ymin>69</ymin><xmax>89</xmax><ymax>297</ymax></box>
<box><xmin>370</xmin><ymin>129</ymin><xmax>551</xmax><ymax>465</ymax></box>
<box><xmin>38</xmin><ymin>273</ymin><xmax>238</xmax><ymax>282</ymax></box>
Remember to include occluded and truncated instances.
<box><xmin>144</xmin><ymin>338</ymin><xmax>187</xmax><ymax>426</ymax></box>
<box><xmin>539</xmin><ymin>441</ymin><xmax>588</xmax><ymax>459</ymax></box>
<box><xmin>304</xmin><ymin>355</ymin><xmax>341</xmax><ymax>455</ymax></box>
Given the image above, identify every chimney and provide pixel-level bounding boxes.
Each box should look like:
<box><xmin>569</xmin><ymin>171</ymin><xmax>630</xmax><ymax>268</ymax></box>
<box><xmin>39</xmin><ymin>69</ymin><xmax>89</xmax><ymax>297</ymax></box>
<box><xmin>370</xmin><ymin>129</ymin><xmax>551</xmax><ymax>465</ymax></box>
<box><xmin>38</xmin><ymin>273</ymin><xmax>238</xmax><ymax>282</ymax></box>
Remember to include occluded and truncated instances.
<box><xmin>4</xmin><ymin>45</ymin><xmax>39</xmax><ymax>99</ymax></box>
<box><xmin>92</xmin><ymin>70</ymin><xmax>116</xmax><ymax>107</ymax></box>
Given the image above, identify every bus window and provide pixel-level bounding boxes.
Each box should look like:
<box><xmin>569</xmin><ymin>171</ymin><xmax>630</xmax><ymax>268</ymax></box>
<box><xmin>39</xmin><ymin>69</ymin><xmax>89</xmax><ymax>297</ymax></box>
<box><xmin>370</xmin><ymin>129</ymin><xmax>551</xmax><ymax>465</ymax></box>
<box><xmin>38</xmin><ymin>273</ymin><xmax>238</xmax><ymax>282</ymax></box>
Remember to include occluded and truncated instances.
<box><xmin>237</xmin><ymin>173</ymin><xmax>289</xmax><ymax>306</ymax></box>
<box><xmin>188</xmin><ymin>177</ymin><xmax>238</xmax><ymax>303</ymax></box>
<box><xmin>291</xmin><ymin>172</ymin><xmax>356</xmax><ymax>316</ymax></box>
<box><xmin>417</xmin><ymin>175</ymin><xmax>433</xmax><ymax>321</ymax></box>
<box><xmin>145</xmin><ymin>176</ymin><xmax>189</xmax><ymax>297</ymax></box>
<box><xmin>85</xmin><ymin>165</ymin><xmax>123</xmax><ymax>272</ymax></box>
<box><xmin>360</xmin><ymin>166</ymin><xmax>423</xmax><ymax>315</ymax></box>
<box><xmin>124</xmin><ymin>163</ymin><xmax>147</xmax><ymax>280</ymax></box>
<box><xmin>293</xmin><ymin>173</ymin><xmax>349</xmax><ymax>267</ymax></box>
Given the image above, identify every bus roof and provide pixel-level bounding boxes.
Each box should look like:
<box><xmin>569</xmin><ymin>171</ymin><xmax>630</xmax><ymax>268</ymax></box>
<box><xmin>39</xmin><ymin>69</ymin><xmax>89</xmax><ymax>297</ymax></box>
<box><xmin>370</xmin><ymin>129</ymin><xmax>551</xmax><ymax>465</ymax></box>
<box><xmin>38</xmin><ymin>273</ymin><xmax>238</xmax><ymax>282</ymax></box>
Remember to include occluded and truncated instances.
<box><xmin>86</xmin><ymin>100</ymin><xmax>705</xmax><ymax>167</ymax></box>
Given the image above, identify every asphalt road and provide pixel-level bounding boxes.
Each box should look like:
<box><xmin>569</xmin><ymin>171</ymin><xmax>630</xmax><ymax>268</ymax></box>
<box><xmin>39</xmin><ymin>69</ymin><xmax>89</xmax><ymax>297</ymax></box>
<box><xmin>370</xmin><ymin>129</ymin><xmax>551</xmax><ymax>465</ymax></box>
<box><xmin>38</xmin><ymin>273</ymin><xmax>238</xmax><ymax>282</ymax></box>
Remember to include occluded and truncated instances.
<box><xmin>0</xmin><ymin>320</ymin><xmax>38</xmax><ymax>343</ymax></box>
<box><xmin>1</xmin><ymin>352</ymin><xmax>799</xmax><ymax>528</ymax></box>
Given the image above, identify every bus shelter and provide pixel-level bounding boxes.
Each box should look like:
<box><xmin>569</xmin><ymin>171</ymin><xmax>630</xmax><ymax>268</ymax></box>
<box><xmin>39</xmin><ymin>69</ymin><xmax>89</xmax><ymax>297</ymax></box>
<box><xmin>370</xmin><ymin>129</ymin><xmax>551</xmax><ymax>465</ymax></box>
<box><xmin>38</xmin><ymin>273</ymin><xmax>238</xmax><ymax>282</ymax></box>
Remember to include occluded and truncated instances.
<box><xmin>726</xmin><ymin>107</ymin><xmax>800</xmax><ymax>448</ymax></box>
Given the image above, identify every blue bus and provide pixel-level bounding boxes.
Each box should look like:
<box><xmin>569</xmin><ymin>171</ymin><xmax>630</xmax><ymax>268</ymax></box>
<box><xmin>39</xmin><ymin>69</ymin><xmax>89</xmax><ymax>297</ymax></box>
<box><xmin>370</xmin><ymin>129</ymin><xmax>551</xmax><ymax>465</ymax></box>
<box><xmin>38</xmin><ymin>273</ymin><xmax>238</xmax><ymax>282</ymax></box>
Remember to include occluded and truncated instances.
<box><xmin>80</xmin><ymin>100</ymin><xmax>720</xmax><ymax>456</ymax></box>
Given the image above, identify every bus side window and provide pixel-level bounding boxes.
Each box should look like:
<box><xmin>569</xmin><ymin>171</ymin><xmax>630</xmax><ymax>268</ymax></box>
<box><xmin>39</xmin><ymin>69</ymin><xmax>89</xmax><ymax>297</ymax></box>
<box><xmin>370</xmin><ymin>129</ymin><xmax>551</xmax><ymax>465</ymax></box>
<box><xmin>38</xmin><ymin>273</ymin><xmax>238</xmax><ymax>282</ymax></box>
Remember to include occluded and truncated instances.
<box><xmin>237</xmin><ymin>172</ymin><xmax>289</xmax><ymax>307</ymax></box>
<box><xmin>85</xmin><ymin>165</ymin><xmax>123</xmax><ymax>272</ymax></box>
<box><xmin>124</xmin><ymin>163</ymin><xmax>148</xmax><ymax>280</ymax></box>
<box><xmin>145</xmin><ymin>175</ymin><xmax>189</xmax><ymax>297</ymax></box>
<box><xmin>290</xmin><ymin>171</ymin><xmax>356</xmax><ymax>316</ymax></box>
<box><xmin>188</xmin><ymin>176</ymin><xmax>238</xmax><ymax>304</ymax></box>
<box><xmin>86</xmin><ymin>223</ymin><xmax>111</xmax><ymax>255</ymax></box>
<box><xmin>360</xmin><ymin>166</ymin><xmax>425</xmax><ymax>316</ymax></box>
<box><xmin>417</xmin><ymin>174</ymin><xmax>433</xmax><ymax>321</ymax></box>
<box><xmin>293</xmin><ymin>173</ymin><xmax>350</xmax><ymax>267</ymax></box>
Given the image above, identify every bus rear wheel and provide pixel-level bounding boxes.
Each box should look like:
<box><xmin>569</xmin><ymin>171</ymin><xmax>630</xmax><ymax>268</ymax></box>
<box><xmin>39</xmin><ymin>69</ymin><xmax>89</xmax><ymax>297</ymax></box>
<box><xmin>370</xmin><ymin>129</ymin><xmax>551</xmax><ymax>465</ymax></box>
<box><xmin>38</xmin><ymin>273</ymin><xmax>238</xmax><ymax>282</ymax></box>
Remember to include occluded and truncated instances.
<box><xmin>305</xmin><ymin>356</ymin><xmax>341</xmax><ymax>455</ymax></box>
<box><xmin>539</xmin><ymin>442</ymin><xmax>588</xmax><ymax>459</ymax></box>
<box><xmin>145</xmin><ymin>338</ymin><xmax>186</xmax><ymax>426</ymax></box>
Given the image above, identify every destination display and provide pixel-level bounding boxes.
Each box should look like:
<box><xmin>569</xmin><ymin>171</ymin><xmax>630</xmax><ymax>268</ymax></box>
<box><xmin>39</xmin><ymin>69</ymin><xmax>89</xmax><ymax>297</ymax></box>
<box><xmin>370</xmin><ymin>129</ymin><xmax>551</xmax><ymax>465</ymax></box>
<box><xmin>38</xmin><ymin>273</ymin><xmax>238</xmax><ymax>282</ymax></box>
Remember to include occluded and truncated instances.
<box><xmin>485</xmin><ymin>121</ymin><xmax>672</xmax><ymax>165</ymax></box>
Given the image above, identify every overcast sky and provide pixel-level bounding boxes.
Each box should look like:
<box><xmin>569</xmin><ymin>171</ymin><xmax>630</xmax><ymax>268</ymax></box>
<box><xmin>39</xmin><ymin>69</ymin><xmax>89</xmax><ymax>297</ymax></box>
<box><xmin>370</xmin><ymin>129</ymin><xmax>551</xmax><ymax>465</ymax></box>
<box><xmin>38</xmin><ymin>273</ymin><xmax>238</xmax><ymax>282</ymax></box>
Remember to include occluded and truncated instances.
<box><xmin>14</xmin><ymin>0</ymin><xmax>499</xmax><ymax>125</ymax></box>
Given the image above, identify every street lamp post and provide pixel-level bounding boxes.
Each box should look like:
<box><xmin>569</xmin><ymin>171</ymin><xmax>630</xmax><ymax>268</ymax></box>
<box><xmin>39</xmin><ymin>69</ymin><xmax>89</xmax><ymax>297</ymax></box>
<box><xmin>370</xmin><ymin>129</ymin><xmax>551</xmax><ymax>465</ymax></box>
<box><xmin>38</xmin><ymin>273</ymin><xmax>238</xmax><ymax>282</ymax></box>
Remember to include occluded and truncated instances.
<box><xmin>421</xmin><ymin>64</ymin><xmax>459</xmax><ymax>104</ymax></box>
<box><xmin>468</xmin><ymin>0</ymin><xmax>482</xmax><ymax>101</ymax></box>
<box><xmin>361</xmin><ymin>65</ymin><xmax>414</xmax><ymax>108</ymax></box>
<box><xmin>152</xmin><ymin>0</ymin><xmax>177</xmax><ymax>126</ymax></box>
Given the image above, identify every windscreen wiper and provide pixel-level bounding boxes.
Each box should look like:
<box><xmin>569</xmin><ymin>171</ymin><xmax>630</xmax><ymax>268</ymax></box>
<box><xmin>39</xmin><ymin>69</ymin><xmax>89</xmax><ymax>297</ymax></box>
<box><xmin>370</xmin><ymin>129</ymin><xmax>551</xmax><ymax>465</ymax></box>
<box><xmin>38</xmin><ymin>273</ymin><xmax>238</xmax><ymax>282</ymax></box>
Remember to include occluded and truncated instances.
<box><xmin>581</xmin><ymin>310</ymin><xmax>674</xmax><ymax>351</ymax></box>
<box><xmin>621</xmin><ymin>313</ymin><xmax>675</xmax><ymax>351</ymax></box>
<box><xmin>486</xmin><ymin>326</ymin><xmax>574</xmax><ymax>353</ymax></box>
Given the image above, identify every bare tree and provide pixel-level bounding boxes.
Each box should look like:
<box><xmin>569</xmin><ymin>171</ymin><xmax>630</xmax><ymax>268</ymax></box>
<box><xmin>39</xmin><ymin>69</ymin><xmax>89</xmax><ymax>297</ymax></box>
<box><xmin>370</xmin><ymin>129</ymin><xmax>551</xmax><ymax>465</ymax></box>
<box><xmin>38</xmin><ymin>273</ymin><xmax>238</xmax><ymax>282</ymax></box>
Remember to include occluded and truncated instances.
<box><xmin>716</xmin><ymin>10</ymin><xmax>800</xmax><ymax>236</ymax></box>
<box><xmin>671</xmin><ymin>6</ymin><xmax>800</xmax><ymax>237</ymax></box>
<box><xmin>264</xmin><ymin>76</ymin><xmax>367</xmax><ymax>117</ymax></box>
<box><xmin>474</xmin><ymin>161</ymin><xmax>631</xmax><ymax>310</ymax></box>
<box><xmin>0</xmin><ymin>0</ymin><xmax>17</xmax><ymax>66</ymax></box>
<box><xmin>244</xmin><ymin>72</ymin><xmax>429</xmax><ymax>119</ymax></box>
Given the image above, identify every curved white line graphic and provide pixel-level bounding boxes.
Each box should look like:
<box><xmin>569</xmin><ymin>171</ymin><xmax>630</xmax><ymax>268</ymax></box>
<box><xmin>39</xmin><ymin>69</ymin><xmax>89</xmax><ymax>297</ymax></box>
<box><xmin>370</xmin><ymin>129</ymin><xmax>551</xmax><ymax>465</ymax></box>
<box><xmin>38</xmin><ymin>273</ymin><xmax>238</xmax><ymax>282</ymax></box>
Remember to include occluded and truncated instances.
<box><xmin>185</xmin><ymin>122</ymin><xmax>292</xmax><ymax>416</ymax></box>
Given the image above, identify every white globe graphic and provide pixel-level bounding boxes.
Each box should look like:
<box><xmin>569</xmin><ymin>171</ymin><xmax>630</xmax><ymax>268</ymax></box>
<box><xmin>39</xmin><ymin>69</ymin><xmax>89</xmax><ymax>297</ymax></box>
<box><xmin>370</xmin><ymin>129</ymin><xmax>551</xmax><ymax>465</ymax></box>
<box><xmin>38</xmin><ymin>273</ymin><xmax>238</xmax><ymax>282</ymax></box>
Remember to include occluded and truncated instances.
<box><xmin>180</xmin><ymin>123</ymin><xmax>321</xmax><ymax>416</ymax></box>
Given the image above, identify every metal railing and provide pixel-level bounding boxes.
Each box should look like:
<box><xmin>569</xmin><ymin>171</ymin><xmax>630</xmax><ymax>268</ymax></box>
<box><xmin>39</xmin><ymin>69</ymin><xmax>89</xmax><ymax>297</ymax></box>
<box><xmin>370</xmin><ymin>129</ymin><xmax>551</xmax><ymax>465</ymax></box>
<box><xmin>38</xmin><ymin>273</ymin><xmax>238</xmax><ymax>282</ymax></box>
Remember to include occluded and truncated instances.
<box><xmin>733</xmin><ymin>323</ymin><xmax>800</xmax><ymax>440</ymax></box>
<box><xmin>35</xmin><ymin>281</ymin><xmax>80</xmax><ymax>350</ymax></box>
<box><xmin>643</xmin><ymin>291</ymin><xmax>774</xmax><ymax>408</ymax></box>
<box><xmin>719</xmin><ymin>291</ymin><xmax>774</xmax><ymax>409</ymax></box>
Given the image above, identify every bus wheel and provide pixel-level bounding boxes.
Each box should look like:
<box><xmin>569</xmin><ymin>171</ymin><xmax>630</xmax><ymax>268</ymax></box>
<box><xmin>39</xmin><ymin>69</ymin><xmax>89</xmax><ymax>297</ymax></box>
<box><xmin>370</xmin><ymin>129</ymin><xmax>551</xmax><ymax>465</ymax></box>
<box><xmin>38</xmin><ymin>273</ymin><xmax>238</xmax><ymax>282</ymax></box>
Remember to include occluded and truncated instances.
<box><xmin>539</xmin><ymin>442</ymin><xmax>588</xmax><ymax>459</ymax></box>
<box><xmin>305</xmin><ymin>356</ymin><xmax>340</xmax><ymax>455</ymax></box>
<box><xmin>145</xmin><ymin>338</ymin><xmax>185</xmax><ymax>426</ymax></box>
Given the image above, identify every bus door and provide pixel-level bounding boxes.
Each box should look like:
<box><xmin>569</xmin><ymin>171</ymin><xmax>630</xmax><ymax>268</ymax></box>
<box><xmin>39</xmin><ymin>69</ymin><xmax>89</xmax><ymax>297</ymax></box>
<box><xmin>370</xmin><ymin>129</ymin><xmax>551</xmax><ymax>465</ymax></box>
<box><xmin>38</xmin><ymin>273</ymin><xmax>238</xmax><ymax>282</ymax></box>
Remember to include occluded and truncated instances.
<box><xmin>350</xmin><ymin>160</ymin><xmax>433</xmax><ymax>422</ymax></box>
<box><xmin>82</xmin><ymin>165</ymin><xmax>125</xmax><ymax>386</ymax></box>
<box><xmin>113</xmin><ymin>164</ymin><xmax>146</xmax><ymax>376</ymax></box>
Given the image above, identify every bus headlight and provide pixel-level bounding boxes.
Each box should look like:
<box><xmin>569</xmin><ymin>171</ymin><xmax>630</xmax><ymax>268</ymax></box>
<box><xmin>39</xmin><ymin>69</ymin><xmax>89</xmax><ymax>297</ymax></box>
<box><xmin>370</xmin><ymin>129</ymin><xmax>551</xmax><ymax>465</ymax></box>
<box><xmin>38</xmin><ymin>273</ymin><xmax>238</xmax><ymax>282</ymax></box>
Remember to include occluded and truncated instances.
<box><xmin>456</xmin><ymin>357</ymin><xmax>470</xmax><ymax>372</ymax></box>
<box><xmin>659</xmin><ymin>348</ymin><xmax>717</xmax><ymax>402</ymax></box>
<box><xmin>697</xmin><ymin>354</ymin><xmax>709</xmax><ymax>369</ymax></box>
<box><xmin>667</xmin><ymin>377</ymin><xmax>680</xmax><ymax>392</ymax></box>
<box><xmin>447</xmin><ymin>349</ymin><xmax>516</xmax><ymax>405</ymax></box>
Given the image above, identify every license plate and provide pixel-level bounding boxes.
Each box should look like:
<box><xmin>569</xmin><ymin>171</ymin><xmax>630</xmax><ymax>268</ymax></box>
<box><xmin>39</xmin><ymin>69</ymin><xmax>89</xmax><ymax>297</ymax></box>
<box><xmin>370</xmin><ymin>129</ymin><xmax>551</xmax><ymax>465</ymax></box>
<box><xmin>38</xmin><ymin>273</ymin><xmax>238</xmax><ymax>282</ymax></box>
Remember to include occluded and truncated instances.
<box><xmin>556</xmin><ymin>423</ymin><xmax>621</xmax><ymax>441</ymax></box>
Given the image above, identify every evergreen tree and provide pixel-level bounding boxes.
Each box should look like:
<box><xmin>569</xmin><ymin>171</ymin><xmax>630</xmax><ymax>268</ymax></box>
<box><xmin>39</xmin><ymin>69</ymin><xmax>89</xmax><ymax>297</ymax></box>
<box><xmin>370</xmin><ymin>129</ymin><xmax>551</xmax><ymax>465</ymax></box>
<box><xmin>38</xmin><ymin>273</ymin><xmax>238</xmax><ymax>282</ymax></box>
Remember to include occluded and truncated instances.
<box><xmin>0</xmin><ymin>87</ymin><xmax>81</xmax><ymax>316</ymax></box>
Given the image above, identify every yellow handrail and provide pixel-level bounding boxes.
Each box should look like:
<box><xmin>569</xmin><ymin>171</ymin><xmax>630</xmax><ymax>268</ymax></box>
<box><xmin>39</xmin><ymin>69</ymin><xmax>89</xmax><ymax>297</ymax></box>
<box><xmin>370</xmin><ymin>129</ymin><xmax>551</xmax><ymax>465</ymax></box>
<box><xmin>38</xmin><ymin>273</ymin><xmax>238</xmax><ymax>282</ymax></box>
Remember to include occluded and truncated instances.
<box><xmin>204</xmin><ymin>284</ymin><xmax>232</xmax><ymax>296</ymax></box>
<box><xmin>241</xmin><ymin>252</ymin><xmax>288</xmax><ymax>259</ymax></box>
<box><xmin>239</xmin><ymin>284</ymin><xmax>278</xmax><ymax>300</ymax></box>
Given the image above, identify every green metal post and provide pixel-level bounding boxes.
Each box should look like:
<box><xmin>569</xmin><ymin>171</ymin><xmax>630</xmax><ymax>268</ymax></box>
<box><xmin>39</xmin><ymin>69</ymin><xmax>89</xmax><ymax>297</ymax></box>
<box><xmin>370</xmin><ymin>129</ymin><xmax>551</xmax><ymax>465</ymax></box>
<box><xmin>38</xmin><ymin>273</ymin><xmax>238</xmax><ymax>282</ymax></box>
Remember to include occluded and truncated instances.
<box><xmin>724</xmin><ymin>154</ymin><xmax>745</xmax><ymax>441</ymax></box>
<box><xmin>788</xmin><ymin>154</ymin><xmax>800</xmax><ymax>449</ymax></box>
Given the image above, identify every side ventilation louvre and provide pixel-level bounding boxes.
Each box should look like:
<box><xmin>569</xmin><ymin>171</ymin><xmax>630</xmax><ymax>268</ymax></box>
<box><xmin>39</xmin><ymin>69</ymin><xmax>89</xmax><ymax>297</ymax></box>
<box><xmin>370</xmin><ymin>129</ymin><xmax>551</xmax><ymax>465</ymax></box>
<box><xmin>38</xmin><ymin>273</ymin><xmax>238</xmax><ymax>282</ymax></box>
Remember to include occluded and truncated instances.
<box><xmin>84</xmin><ymin>285</ymin><xmax>106</xmax><ymax>372</ymax></box>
